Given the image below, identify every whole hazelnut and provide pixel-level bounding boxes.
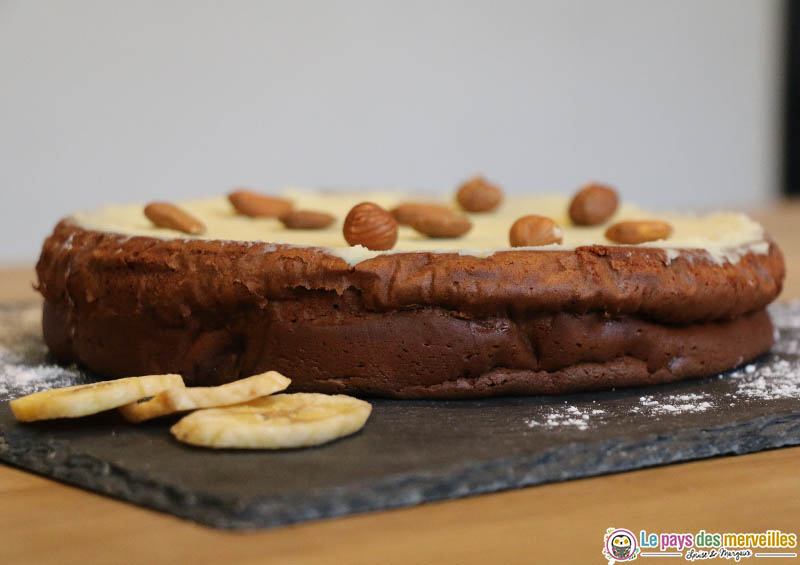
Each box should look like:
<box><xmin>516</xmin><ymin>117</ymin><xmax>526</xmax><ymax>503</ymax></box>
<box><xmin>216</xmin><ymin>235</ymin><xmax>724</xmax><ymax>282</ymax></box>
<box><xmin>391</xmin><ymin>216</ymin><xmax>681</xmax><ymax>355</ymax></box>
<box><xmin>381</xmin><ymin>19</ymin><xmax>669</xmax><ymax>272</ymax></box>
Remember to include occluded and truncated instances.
<box><xmin>568</xmin><ymin>183</ymin><xmax>619</xmax><ymax>226</ymax></box>
<box><xmin>456</xmin><ymin>176</ymin><xmax>503</xmax><ymax>212</ymax></box>
<box><xmin>343</xmin><ymin>202</ymin><xmax>398</xmax><ymax>250</ymax></box>
<box><xmin>509</xmin><ymin>215</ymin><xmax>563</xmax><ymax>247</ymax></box>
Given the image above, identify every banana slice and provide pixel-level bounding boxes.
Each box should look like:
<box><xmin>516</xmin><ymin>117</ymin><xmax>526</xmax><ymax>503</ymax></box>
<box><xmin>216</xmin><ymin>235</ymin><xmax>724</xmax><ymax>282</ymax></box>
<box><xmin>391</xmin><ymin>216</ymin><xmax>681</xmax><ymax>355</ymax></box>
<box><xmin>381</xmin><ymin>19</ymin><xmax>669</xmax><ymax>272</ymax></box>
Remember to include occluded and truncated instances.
<box><xmin>170</xmin><ymin>393</ymin><xmax>372</xmax><ymax>449</ymax></box>
<box><xmin>10</xmin><ymin>374</ymin><xmax>185</xmax><ymax>422</ymax></box>
<box><xmin>119</xmin><ymin>371</ymin><xmax>291</xmax><ymax>423</ymax></box>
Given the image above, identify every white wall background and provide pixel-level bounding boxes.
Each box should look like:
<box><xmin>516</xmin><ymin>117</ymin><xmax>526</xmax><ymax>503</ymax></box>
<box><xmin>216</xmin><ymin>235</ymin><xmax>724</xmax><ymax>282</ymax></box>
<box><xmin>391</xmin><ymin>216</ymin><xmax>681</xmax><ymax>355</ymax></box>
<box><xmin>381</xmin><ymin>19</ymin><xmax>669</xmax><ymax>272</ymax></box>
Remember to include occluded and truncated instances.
<box><xmin>0</xmin><ymin>0</ymin><xmax>783</xmax><ymax>262</ymax></box>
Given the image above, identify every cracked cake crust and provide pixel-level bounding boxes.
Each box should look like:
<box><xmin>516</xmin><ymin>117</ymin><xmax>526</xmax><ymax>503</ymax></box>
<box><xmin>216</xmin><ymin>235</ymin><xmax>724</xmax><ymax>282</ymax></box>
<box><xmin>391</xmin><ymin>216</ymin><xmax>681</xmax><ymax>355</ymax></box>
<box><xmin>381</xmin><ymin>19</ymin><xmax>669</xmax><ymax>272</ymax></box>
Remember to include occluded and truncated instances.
<box><xmin>34</xmin><ymin>221</ymin><xmax>784</xmax><ymax>397</ymax></box>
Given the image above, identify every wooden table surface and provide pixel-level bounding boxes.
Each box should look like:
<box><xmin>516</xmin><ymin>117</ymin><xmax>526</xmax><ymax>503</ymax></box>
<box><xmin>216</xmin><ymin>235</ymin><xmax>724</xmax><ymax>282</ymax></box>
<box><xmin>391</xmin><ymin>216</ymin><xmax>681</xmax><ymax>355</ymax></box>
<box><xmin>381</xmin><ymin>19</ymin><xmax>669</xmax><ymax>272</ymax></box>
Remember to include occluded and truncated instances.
<box><xmin>1</xmin><ymin>202</ymin><xmax>799</xmax><ymax>564</ymax></box>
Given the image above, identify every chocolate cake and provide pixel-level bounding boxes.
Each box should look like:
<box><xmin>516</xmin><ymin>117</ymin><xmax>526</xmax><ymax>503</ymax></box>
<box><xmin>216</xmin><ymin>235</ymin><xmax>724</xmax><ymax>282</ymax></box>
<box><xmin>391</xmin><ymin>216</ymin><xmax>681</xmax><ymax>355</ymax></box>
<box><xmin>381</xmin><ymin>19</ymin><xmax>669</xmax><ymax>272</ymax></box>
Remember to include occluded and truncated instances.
<box><xmin>35</xmin><ymin>186</ymin><xmax>785</xmax><ymax>398</ymax></box>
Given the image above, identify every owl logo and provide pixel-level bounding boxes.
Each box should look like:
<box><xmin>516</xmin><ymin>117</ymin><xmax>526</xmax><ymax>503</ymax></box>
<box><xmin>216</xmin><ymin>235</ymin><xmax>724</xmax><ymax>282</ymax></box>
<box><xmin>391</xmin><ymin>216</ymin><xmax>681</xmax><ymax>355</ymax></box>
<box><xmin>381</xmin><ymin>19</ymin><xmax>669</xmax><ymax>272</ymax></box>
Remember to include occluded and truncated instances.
<box><xmin>602</xmin><ymin>528</ymin><xmax>640</xmax><ymax>563</ymax></box>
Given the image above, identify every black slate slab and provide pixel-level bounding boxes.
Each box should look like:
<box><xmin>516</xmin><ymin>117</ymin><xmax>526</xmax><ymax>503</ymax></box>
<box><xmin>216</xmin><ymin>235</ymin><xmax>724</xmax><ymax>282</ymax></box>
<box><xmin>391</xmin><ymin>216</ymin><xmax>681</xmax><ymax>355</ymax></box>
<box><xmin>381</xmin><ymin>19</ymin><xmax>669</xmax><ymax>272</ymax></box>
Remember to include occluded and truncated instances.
<box><xmin>1</xmin><ymin>302</ymin><xmax>800</xmax><ymax>530</ymax></box>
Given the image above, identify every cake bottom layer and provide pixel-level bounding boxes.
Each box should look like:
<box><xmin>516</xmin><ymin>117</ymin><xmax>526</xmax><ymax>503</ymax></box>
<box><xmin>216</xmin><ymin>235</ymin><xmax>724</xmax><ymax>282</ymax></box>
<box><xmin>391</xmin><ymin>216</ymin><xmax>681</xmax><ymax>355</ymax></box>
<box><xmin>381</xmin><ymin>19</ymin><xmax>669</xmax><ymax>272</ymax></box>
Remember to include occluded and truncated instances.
<box><xmin>42</xmin><ymin>293</ymin><xmax>774</xmax><ymax>398</ymax></box>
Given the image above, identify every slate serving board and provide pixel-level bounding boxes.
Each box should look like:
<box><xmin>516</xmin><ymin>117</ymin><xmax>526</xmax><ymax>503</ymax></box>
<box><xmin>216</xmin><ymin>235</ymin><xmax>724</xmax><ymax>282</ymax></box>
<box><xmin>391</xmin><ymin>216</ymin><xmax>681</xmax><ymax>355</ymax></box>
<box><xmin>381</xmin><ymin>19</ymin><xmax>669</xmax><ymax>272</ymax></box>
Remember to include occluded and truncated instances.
<box><xmin>1</xmin><ymin>302</ymin><xmax>800</xmax><ymax>530</ymax></box>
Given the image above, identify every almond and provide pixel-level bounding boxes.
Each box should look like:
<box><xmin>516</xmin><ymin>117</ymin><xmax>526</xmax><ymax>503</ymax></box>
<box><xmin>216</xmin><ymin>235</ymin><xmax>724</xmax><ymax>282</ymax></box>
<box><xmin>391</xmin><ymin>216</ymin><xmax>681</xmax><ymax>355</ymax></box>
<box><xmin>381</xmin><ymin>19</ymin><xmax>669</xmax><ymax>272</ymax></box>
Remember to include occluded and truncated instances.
<box><xmin>456</xmin><ymin>176</ymin><xmax>503</xmax><ymax>212</ymax></box>
<box><xmin>228</xmin><ymin>189</ymin><xmax>293</xmax><ymax>218</ymax></box>
<box><xmin>407</xmin><ymin>210</ymin><xmax>472</xmax><ymax>238</ymax></box>
<box><xmin>144</xmin><ymin>202</ymin><xmax>206</xmax><ymax>235</ymax></box>
<box><xmin>605</xmin><ymin>220</ymin><xmax>673</xmax><ymax>244</ymax></box>
<box><xmin>509</xmin><ymin>215</ymin><xmax>563</xmax><ymax>247</ymax></box>
<box><xmin>390</xmin><ymin>202</ymin><xmax>454</xmax><ymax>225</ymax></box>
<box><xmin>568</xmin><ymin>183</ymin><xmax>619</xmax><ymax>226</ymax></box>
<box><xmin>280</xmin><ymin>210</ymin><xmax>335</xmax><ymax>230</ymax></box>
<box><xmin>343</xmin><ymin>202</ymin><xmax>398</xmax><ymax>250</ymax></box>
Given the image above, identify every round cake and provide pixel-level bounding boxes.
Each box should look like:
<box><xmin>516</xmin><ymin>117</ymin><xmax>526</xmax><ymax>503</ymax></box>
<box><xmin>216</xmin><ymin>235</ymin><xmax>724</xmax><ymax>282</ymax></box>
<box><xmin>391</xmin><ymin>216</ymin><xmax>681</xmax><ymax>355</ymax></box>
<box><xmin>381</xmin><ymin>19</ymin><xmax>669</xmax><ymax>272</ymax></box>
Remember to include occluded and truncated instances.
<box><xmin>35</xmin><ymin>186</ymin><xmax>785</xmax><ymax>398</ymax></box>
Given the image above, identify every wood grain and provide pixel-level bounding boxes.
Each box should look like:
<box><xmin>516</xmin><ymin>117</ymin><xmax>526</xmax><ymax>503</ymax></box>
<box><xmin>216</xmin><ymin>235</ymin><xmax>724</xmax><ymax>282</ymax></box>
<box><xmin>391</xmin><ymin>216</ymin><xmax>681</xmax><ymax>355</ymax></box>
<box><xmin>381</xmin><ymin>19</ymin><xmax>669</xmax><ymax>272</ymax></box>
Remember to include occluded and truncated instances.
<box><xmin>754</xmin><ymin>199</ymin><xmax>800</xmax><ymax>300</ymax></box>
<box><xmin>1</xmin><ymin>204</ymin><xmax>799</xmax><ymax>564</ymax></box>
<box><xmin>0</xmin><ymin>265</ymin><xmax>38</xmax><ymax>303</ymax></box>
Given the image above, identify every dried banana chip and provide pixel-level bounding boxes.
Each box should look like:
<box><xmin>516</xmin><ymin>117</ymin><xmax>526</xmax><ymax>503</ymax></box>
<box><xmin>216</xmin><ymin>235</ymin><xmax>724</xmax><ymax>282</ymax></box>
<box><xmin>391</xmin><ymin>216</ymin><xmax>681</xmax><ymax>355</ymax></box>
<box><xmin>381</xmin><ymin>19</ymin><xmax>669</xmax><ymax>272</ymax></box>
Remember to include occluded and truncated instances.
<box><xmin>10</xmin><ymin>374</ymin><xmax>185</xmax><ymax>422</ymax></box>
<box><xmin>170</xmin><ymin>393</ymin><xmax>372</xmax><ymax>449</ymax></box>
<box><xmin>119</xmin><ymin>371</ymin><xmax>291</xmax><ymax>423</ymax></box>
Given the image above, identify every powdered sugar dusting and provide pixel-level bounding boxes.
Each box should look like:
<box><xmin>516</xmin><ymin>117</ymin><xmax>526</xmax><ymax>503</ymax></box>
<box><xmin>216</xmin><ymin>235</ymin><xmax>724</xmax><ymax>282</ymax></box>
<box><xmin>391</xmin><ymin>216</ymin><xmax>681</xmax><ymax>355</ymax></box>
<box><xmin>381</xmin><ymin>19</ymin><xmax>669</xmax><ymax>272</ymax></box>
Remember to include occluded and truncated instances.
<box><xmin>525</xmin><ymin>392</ymin><xmax>716</xmax><ymax>430</ymax></box>
<box><xmin>728</xmin><ymin>359</ymin><xmax>800</xmax><ymax>401</ymax></box>
<box><xmin>0</xmin><ymin>304</ymin><xmax>91</xmax><ymax>400</ymax></box>
<box><xmin>525</xmin><ymin>404</ymin><xmax>606</xmax><ymax>431</ymax></box>
<box><xmin>724</xmin><ymin>300</ymin><xmax>800</xmax><ymax>402</ymax></box>
<box><xmin>631</xmin><ymin>392</ymin><xmax>714</xmax><ymax>415</ymax></box>
<box><xmin>0</xmin><ymin>361</ymin><xmax>79</xmax><ymax>398</ymax></box>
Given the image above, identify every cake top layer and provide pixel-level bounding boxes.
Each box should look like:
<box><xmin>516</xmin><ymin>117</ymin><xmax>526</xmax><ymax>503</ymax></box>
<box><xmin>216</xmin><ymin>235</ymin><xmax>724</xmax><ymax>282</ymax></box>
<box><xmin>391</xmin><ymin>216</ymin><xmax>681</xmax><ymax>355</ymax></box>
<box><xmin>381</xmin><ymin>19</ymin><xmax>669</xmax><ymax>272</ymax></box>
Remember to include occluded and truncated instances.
<box><xmin>69</xmin><ymin>189</ymin><xmax>768</xmax><ymax>265</ymax></box>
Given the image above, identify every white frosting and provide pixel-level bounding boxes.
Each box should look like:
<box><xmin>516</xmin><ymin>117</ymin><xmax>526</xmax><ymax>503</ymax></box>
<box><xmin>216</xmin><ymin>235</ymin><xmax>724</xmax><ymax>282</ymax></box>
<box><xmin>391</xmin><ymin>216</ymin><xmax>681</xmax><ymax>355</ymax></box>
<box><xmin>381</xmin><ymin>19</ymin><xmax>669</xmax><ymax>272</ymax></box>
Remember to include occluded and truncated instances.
<box><xmin>69</xmin><ymin>188</ymin><xmax>768</xmax><ymax>266</ymax></box>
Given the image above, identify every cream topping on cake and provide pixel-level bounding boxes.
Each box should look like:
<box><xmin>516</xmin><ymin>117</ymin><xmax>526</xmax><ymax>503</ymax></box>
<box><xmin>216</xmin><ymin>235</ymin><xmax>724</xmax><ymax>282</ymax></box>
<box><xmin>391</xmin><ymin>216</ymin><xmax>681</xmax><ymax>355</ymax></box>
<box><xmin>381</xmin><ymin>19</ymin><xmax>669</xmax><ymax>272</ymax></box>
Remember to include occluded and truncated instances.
<box><xmin>68</xmin><ymin>189</ymin><xmax>768</xmax><ymax>265</ymax></box>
